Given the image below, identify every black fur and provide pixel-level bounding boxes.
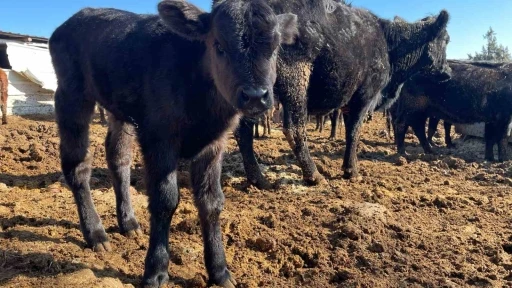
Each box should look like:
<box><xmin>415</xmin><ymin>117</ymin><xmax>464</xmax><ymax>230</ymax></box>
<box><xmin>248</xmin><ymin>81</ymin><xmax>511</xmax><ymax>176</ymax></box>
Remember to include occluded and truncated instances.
<box><xmin>389</xmin><ymin>60</ymin><xmax>512</xmax><ymax>161</ymax></box>
<box><xmin>237</xmin><ymin>0</ymin><xmax>451</xmax><ymax>187</ymax></box>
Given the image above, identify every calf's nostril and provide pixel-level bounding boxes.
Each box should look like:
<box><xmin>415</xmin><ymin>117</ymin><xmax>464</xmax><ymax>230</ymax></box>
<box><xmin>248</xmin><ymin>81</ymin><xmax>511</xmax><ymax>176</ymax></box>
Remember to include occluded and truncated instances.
<box><xmin>260</xmin><ymin>91</ymin><xmax>270</xmax><ymax>104</ymax></box>
<box><xmin>242</xmin><ymin>87</ymin><xmax>268</xmax><ymax>99</ymax></box>
<box><xmin>241</xmin><ymin>92</ymin><xmax>250</xmax><ymax>103</ymax></box>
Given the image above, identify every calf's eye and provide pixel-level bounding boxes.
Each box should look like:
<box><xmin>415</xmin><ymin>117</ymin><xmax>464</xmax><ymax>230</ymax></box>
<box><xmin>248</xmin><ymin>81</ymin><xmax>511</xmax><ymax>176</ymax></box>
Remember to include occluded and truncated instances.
<box><xmin>215</xmin><ymin>42</ymin><xmax>225</xmax><ymax>55</ymax></box>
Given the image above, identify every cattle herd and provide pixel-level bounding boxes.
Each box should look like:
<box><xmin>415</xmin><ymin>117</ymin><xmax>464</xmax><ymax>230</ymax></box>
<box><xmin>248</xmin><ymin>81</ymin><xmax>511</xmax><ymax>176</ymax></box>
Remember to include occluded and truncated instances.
<box><xmin>1</xmin><ymin>0</ymin><xmax>510</xmax><ymax>287</ymax></box>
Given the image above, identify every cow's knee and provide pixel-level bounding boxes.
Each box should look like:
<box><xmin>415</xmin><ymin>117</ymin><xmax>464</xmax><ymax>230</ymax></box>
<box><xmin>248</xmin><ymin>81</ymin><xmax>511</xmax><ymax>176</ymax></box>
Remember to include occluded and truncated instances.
<box><xmin>195</xmin><ymin>192</ymin><xmax>224</xmax><ymax>222</ymax></box>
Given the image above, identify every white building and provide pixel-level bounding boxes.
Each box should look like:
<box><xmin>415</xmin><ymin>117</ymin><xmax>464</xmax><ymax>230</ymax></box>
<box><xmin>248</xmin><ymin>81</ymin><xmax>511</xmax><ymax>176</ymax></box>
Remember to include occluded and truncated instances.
<box><xmin>0</xmin><ymin>31</ymin><xmax>56</xmax><ymax>115</ymax></box>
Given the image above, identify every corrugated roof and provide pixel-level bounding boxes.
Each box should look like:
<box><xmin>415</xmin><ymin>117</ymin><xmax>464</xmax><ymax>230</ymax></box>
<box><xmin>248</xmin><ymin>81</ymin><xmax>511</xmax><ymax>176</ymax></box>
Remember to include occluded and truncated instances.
<box><xmin>0</xmin><ymin>31</ymin><xmax>48</xmax><ymax>43</ymax></box>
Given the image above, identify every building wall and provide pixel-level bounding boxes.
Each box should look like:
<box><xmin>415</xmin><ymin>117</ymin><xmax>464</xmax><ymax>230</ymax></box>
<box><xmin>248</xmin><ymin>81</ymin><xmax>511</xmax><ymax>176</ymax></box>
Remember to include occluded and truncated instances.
<box><xmin>4</xmin><ymin>69</ymin><xmax>55</xmax><ymax>115</ymax></box>
<box><xmin>454</xmin><ymin>122</ymin><xmax>512</xmax><ymax>143</ymax></box>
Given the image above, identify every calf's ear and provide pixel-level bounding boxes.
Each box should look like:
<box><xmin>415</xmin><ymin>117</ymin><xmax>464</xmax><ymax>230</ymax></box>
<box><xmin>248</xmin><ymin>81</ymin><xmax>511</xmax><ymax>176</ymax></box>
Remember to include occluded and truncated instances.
<box><xmin>158</xmin><ymin>0</ymin><xmax>210</xmax><ymax>41</ymax></box>
<box><xmin>432</xmin><ymin>10</ymin><xmax>449</xmax><ymax>35</ymax></box>
<box><xmin>276</xmin><ymin>13</ymin><xmax>299</xmax><ymax>45</ymax></box>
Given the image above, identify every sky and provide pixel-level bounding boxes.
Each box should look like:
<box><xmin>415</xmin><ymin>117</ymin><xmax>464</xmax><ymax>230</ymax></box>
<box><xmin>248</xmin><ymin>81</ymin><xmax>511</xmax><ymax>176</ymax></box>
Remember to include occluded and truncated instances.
<box><xmin>2</xmin><ymin>0</ymin><xmax>512</xmax><ymax>59</ymax></box>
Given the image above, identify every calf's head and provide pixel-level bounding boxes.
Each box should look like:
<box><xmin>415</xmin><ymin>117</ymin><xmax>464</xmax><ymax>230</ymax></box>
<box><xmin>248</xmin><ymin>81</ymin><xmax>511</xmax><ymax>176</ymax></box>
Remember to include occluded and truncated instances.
<box><xmin>389</xmin><ymin>10</ymin><xmax>451</xmax><ymax>81</ymax></box>
<box><xmin>417</xmin><ymin>11</ymin><xmax>452</xmax><ymax>81</ymax></box>
<box><xmin>158</xmin><ymin>0</ymin><xmax>298</xmax><ymax>117</ymax></box>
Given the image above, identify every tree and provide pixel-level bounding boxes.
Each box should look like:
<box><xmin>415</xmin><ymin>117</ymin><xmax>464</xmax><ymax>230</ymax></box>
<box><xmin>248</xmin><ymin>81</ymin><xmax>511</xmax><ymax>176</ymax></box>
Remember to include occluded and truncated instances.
<box><xmin>468</xmin><ymin>27</ymin><xmax>511</xmax><ymax>62</ymax></box>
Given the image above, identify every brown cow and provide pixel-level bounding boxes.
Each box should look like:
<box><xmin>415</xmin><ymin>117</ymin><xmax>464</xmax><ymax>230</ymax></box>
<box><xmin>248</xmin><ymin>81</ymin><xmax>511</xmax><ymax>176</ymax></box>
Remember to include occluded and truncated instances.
<box><xmin>0</xmin><ymin>68</ymin><xmax>7</xmax><ymax>124</ymax></box>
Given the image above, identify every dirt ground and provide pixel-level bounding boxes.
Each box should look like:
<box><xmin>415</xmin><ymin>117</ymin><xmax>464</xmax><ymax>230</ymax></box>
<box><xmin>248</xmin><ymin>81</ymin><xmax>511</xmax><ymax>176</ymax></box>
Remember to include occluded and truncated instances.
<box><xmin>0</xmin><ymin>113</ymin><xmax>511</xmax><ymax>288</ymax></box>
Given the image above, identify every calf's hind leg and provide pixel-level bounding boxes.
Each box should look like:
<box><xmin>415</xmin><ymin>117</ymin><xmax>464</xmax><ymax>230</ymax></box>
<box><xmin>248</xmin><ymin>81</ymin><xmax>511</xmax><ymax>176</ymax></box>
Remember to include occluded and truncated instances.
<box><xmin>55</xmin><ymin>87</ymin><xmax>111</xmax><ymax>252</ymax></box>
<box><xmin>494</xmin><ymin>120</ymin><xmax>510</xmax><ymax>162</ymax></box>
<box><xmin>484</xmin><ymin>123</ymin><xmax>496</xmax><ymax>161</ymax></box>
<box><xmin>444</xmin><ymin>121</ymin><xmax>455</xmax><ymax>148</ymax></box>
<box><xmin>410</xmin><ymin>115</ymin><xmax>433</xmax><ymax>154</ymax></box>
<box><xmin>105</xmin><ymin>113</ymin><xmax>141</xmax><ymax>237</ymax></box>
<box><xmin>427</xmin><ymin>117</ymin><xmax>440</xmax><ymax>146</ymax></box>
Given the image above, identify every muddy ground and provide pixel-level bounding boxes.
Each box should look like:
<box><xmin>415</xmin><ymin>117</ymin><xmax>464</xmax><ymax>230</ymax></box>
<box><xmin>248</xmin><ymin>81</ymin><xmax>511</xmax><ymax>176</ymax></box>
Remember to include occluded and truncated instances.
<box><xmin>0</xmin><ymin>113</ymin><xmax>511</xmax><ymax>288</ymax></box>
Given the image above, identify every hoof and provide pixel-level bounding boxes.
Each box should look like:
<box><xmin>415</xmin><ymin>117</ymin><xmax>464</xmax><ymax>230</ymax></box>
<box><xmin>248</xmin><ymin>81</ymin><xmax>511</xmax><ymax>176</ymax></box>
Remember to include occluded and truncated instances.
<box><xmin>485</xmin><ymin>156</ymin><xmax>495</xmax><ymax>162</ymax></box>
<box><xmin>142</xmin><ymin>272</ymin><xmax>169</xmax><ymax>288</ymax></box>
<box><xmin>120</xmin><ymin>217</ymin><xmax>141</xmax><ymax>237</ymax></box>
<box><xmin>125</xmin><ymin>228</ymin><xmax>143</xmax><ymax>238</ymax></box>
<box><xmin>209</xmin><ymin>270</ymin><xmax>237</xmax><ymax>288</ymax></box>
<box><xmin>93</xmin><ymin>241</ymin><xmax>112</xmax><ymax>252</ymax></box>
<box><xmin>304</xmin><ymin>171</ymin><xmax>327</xmax><ymax>186</ymax></box>
<box><xmin>342</xmin><ymin>168</ymin><xmax>358</xmax><ymax>180</ymax></box>
<box><xmin>220</xmin><ymin>277</ymin><xmax>237</xmax><ymax>288</ymax></box>
<box><xmin>252</xmin><ymin>178</ymin><xmax>272</xmax><ymax>190</ymax></box>
<box><xmin>85</xmin><ymin>228</ymin><xmax>110</xmax><ymax>252</ymax></box>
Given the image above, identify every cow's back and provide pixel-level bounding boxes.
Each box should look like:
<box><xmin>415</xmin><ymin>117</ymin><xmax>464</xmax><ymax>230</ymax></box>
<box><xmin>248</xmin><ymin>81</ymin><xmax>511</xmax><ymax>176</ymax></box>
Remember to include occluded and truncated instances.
<box><xmin>445</xmin><ymin>62</ymin><xmax>512</xmax><ymax>120</ymax></box>
<box><xmin>403</xmin><ymin>61</ymin><xmax>512</xmax><ymax>123</ymax></box>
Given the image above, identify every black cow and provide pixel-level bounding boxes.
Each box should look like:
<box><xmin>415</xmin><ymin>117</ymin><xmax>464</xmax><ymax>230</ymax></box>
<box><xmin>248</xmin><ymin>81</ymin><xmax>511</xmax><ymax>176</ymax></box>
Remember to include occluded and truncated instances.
<box><xmin>389</xmin><ymin>60</ymin><xmax>512</xmax><ymax>161</ymax></box>
<box><xmin>49</xmin><ymin>0</ymin><xmax>298</xmax><ymax>286</ymax></box>
<box><xmin>236</xmin><ymin>1</ymin><xmax>451</xmax><ymax>188</ymax></box>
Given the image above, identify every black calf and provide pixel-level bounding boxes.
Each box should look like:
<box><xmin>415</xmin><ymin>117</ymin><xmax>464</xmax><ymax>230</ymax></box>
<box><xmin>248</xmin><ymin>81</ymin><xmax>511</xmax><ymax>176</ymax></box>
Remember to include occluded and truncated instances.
<box><xmin>49</xmin><ymin>0</ymin><xmax>297</xmax><ymax>286</ymax></box>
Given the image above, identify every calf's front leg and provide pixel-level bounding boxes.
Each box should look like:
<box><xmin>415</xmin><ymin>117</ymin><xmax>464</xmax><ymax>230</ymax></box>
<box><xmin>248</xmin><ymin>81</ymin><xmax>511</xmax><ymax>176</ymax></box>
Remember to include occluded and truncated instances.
<box><xmin>139</xmin><ymin>138</ymin><xmax>180</xmax><ymax>287</ymax></box>
<box><xmin>190</xmin><ymin>139</ymin><xmax>236</xmax><ymax>287</ymax></box>
<box><xmin>342</xmin><ymin>99</ymin><xmax>373</xmax><ymax>179</ymax></box>
<box><xmin>282</xmin><ymin>103</ymin><xmax>325</xmax><ymax>185</ymax></box>
<box><xmin>279</xmin><ymin>62</ymin><xmax>325</xmax><ymax>185</ymax></box>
